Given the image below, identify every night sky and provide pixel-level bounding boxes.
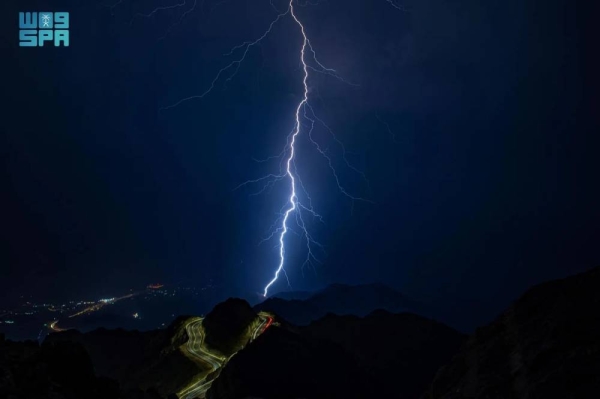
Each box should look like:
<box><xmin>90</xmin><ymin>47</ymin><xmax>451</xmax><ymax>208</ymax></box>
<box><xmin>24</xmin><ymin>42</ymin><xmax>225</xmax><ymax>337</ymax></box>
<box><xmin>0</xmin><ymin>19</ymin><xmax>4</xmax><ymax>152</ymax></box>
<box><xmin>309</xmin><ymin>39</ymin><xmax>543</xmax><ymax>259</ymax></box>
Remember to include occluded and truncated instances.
<box><xmin>2</xmin><ymin>0</ymin><xmax>598</xmax><ymax>322</ymax></box>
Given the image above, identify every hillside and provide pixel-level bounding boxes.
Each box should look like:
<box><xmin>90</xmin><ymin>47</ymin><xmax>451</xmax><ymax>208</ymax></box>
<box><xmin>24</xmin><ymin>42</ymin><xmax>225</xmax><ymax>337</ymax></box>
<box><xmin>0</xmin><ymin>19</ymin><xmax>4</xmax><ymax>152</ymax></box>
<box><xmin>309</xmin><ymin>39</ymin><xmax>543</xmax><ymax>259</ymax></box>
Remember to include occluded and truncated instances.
<box><xmin>207</xmin><ymin>310</ymin><xmax>466</xmax><ymax>399</ymax></box>
<box><xmin>46</xmin><ymin>316</ymin><xmax>209</xmax><ymax>397</ymax></box>
<box><xmin>4</xmin><ymin>267</ymin><xmax>598</xmax><ymax>399</ymax></box>
<box><xmin>202</xmin><ymin>298</ymin><xmax>259</xmax><ymax>356</ymax></box>
<box><xmin>43</xmin><ymin>301</ymin><xmax>270</xmax><ymax>398</ymax></box>
<box><xmin>305</xmin><ymin>310</ymin><xmax>466</xmax><ymax>398</ymax></box>
<box><xmin>424</xmin><ymin>267</ymin><xmax>600</xmax><ymax>399</ymax></box>
<box><xmin>0</xmin><ymin>334</ymin><xmax>162</xmax><ymax>398</ymax></box>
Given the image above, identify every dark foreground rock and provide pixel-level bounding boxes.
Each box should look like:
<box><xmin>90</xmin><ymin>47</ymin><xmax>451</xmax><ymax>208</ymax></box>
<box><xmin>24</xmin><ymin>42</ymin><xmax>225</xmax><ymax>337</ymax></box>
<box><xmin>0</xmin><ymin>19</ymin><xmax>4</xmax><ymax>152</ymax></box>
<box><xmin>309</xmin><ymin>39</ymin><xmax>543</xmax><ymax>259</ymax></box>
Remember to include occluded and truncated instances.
<box><xmin>208</xmin><ymin>310</ymin><xmax>466</xmax><ymax>399</ymax></box>
<box><xmin>207</xmin><ymin>326</ymin><xmax>370</xmax><ymax>399</ymax></box>
<box><xmin>0</xmin><ymin>337</ymin><xmax>161</xmax><ymax>398</ymax></box>
<box><xmin>305</xmin><ymin>310</ymin><xmax>467</xmax><ymax>398</ymax></box>
<box><xmin>424</xmin><ymin>267</ymin><xmax>600</xmax><ymax>399</ymax></box>
<box><xmin>46</xmin><ymin>316</ymin><xmax>202</xmax><ymax>397</ymax></box>
<box><xmin>203</xmin><ymin>298</ymin><xmax>258</xmax><ymax>356</ymax></box>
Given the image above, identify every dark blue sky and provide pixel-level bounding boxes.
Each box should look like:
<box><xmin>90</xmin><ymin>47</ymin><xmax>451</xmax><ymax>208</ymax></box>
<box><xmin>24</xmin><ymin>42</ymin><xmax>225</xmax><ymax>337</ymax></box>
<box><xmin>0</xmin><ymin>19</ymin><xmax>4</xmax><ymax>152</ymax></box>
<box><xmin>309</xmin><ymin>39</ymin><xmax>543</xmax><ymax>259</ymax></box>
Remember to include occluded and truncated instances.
<box><xmin>2</xmin><ymin>0</ymin><xmax>597</xmax><ymax>321</ymax></box>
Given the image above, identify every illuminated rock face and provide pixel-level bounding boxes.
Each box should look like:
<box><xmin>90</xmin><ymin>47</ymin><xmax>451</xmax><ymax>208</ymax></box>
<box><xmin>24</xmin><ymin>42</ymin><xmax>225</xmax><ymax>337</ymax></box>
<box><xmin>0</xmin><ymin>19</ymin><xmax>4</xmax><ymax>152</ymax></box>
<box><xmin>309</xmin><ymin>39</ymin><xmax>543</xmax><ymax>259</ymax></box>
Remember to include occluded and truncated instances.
<box><xmin>424</xmin><ymin>267</ymin><xmax>600</xmax><ymax>399</ymax></box>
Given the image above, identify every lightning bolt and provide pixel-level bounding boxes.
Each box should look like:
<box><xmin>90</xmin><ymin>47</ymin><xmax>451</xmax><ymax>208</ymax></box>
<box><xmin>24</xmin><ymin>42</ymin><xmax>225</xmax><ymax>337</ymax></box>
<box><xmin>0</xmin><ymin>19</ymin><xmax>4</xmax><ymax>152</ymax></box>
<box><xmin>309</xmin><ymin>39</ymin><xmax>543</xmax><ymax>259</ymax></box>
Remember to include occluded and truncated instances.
<box><xmin>100</xmin><ymin>0</ymin><xmax>124</xmax><ymax>15</ymax></box>
<box><xmin>250</xmin><ymin>1</ymin><xmax>371</xmax><ymax>296</ymax></box>
<box><xmin>129</xmin><ymin>0</ymin><xmax>190</xmax><ymax>25</ymax></box>
<box><xmin>385</xmin><ymin>0</ymin><xmax>409</xmax><ymax>12</ymax></box>
<box><xmin>376</xmin><ymin>114</ymin><xmax>400</xmax><ymax>144</ymax></box>
<box><xmin>106</xmin><ymin>0</ymin><xmax>402</xmax><ymax>296</ymax></box>
<box><xmin>261</xmin><ymin>1</ymin><xmax>307</xmax><ymax>296</ymax></box>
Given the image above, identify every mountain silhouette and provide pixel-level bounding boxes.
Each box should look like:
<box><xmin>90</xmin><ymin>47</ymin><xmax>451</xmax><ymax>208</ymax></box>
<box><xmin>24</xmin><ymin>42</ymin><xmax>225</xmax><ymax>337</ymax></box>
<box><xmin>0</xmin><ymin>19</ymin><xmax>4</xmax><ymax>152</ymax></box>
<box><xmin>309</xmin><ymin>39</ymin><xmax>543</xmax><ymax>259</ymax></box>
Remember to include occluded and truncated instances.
<box><xmin>255</xmin><ymin>282</ymin><xmax>424</xmax><ymax>325</ymax></box>
<box><xmin>3</xmin><ymin>268</ymin><xmax>598</xmax><ymax>398</ymax></box>
<box><xmin>207</xmin><ymin>310</ymin><xmax>465</xmax><ymax>399</ymax></box>
<box><xmin>425</xmin><ymin>267</ymin><xmax>600</xmax><ymax>399</ymax></box>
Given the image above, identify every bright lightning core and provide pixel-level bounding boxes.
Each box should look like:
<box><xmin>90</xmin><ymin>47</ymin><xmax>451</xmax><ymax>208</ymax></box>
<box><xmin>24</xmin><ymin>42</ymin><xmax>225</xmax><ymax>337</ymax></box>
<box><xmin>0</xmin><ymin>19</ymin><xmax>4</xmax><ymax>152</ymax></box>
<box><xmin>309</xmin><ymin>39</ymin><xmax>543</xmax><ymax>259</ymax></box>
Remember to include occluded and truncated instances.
<box><xmin>256</xmin><ymin>1</ymin><xmax>372</xmax><ymax>297</ymax></box>
<box><xmin>150</xmin><ymin>0</ymin><xmax>387</xmax><ymax>296</ymax></box>
<box><xmin>262</xmin><ymin>1</ymin><xmax>307</xmax><ymax>297</ymax></box>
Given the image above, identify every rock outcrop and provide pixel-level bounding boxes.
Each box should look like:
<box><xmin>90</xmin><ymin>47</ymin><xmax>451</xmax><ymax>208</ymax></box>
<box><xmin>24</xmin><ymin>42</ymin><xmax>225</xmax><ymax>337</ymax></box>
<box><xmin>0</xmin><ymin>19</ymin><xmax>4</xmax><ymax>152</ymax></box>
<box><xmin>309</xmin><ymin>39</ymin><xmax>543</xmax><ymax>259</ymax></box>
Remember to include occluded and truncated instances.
<box><xmin>424</xmin><ymin>267</ymin><xmax>600</xmax><ymax>399</ymax></box>
<box><xmin>208</xmin><ymin>310</ymin><xmax>466</xmax><ymax>399</ymax></box>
